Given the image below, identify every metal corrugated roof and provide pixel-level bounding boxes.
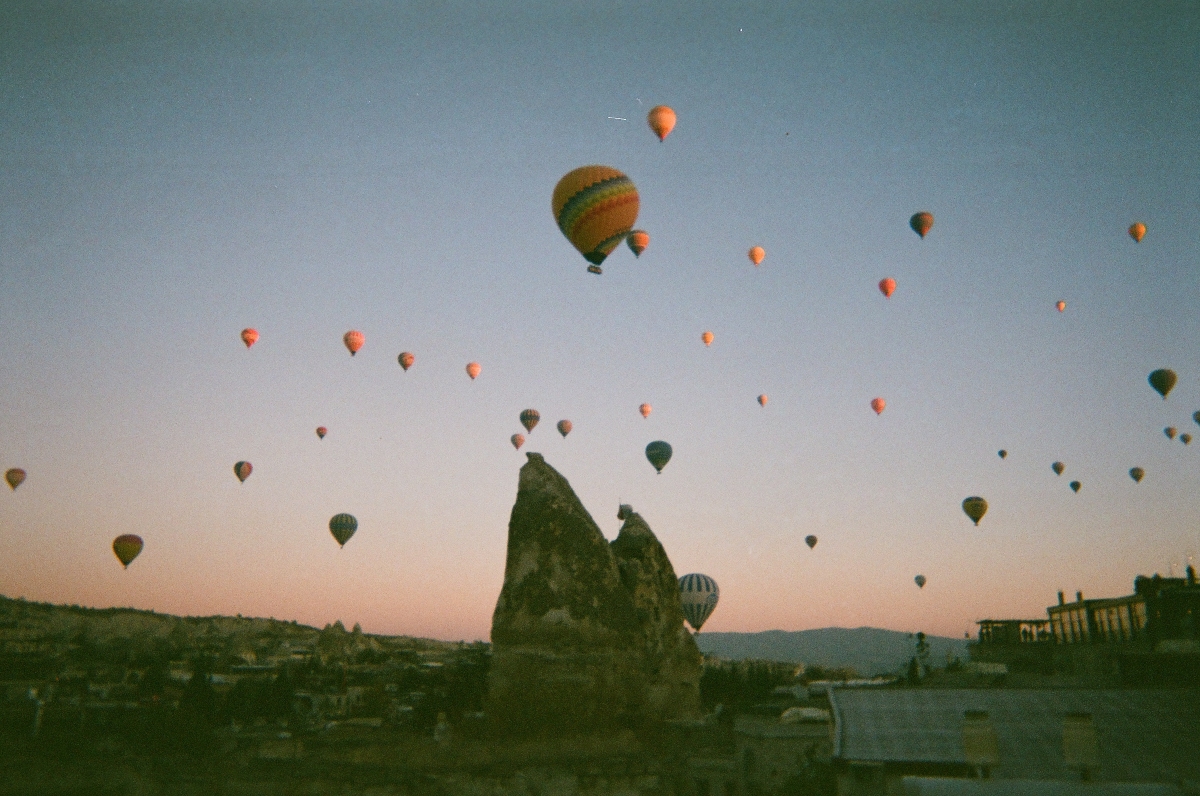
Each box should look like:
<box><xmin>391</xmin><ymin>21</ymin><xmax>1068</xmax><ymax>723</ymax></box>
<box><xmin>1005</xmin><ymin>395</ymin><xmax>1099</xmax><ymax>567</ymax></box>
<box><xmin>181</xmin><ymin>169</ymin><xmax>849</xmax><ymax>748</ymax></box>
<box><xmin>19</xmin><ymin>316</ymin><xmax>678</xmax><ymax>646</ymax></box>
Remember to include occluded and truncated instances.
<box><xmin>831</xmin><ymin>688</ymin><xmax>1200</xmax><ymax>783</ymax></box>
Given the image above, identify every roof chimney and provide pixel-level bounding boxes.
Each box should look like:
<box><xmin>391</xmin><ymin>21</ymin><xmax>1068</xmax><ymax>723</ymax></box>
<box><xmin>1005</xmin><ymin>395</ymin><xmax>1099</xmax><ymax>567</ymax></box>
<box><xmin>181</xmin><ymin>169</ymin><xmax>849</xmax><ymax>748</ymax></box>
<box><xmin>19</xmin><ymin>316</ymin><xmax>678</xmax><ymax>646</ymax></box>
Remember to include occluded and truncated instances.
<box><xmin>1058</xmin><ymin>591</ymin><xmax>1065</xmax><ymax>606</ymax></box>
<box><xmin>1063</xmin><ymin>712</ymin><xmax>1100</xmax><ymax>780</ymax></box>
<box><xmin>963</xmin><ymin>710</ymin><xmax>999</xmax><ymax>777</ymax></box>
<box><xmin>1076</xmin><ymin>591</ymin><xmax>1083</xmax><ymax>603</ymax></box>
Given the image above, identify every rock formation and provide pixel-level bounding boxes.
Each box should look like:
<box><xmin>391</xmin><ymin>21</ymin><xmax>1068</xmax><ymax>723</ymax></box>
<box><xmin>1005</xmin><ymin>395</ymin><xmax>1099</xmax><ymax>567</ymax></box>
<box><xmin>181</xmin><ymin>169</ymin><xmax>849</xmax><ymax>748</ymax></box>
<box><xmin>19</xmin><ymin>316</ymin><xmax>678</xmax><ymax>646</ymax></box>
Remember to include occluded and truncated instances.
<box><xmin>486</xmin><ymin>453</ymin><xmax>701</xmax><ymax>735</ymax></box>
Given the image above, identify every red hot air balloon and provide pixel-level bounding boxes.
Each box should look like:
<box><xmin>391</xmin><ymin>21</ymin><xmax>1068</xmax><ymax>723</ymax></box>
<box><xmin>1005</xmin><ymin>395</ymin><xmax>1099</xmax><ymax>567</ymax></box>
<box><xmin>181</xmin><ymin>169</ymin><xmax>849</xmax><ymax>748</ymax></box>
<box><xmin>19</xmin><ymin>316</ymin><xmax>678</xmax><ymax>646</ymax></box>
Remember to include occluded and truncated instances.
<box><xmin>511</xmin><ymin>433</ymin><xmax>525</xmax><ymax>450</ymax></box>
<box><xmin>701</xmin><ymin>331</ymin><xmax>714</xmax><ymax>347</ymax></box>
<box><xmin>1056</xmin><ymin>300</ymin><xmax>1066</xmax><ymax>312</ymax></box>
<box><xmin>234</xmin><ymin>461</ymin><xmax>252</xmax><ymax>483</ymax></box>
<box><xmin>112</xmin><ymin>534</ymin><xmax>144</xmax><ymax>568</ymax></box>
<box><xmin>640</xmin><ymin>403</ymin><xmax>652</xmax><ymax>419</ymax></box>
<box><xmin>627</xmin><ymin>230</ymin><xmax>649</xmax><ymax>257</ymax></box>
<box><xmin>5</xmin><ymin>468</ymin><xmax>26</xmax><ymax>491</ymax></box>
<box><xmin>557</xmin><ymin>420</ymin><xmax>572</xmax><ymax>437</ymax></box>
<box><xmin>241</xmin><ymin>328</ymin><xmax>259</xmax><ymax>348</ymax></box>
<box><xmin>316</xmin><ymin>426</ymin><xmax>327</xmax><ymax>439</ymax></box>
<box><xmin>879</xmin><ymin>278</ymin><xmax>896</xmax><ymax>298</ymax></box>
<box><xmin>1129</xmin><ymin>222</ymin><xmax>1146</xmax><ymax>243</ymax></box>
<box><xmin>398</xmin><ymin>352</ymin><xmax>414</xmax><ymax>371</ymax></box>
<box><xmin>748</xmin><ymin>246</ymin><xmax>765</xmax><ymax>266</ymax></box>
<box><xmin>343</xmin><ymin>330</ymin><xmax>364</xmax><ymax>356</ymax></box>
<box><xmin>466</xmin><ymin>362</ymin><xmax>481</xmax><ymax>380</ymax></box>
<box><xmin>871</xmin><ymin>397</ymin><xmax>886</xmax><ymax>415</ymax></box>
<box><xmin>910</xmin><ymin>212</ymin><xmax>934</xmax><ymax>238</ymax></box>
<box><xmin>757</xmin><ymin>394</ymin><xmax>768</xmax><ymax>407</ymax></box>
<box><xmin>647</xmin><ymin>105</ymin><xmax>677</xmax><ymax>141</ymax></box>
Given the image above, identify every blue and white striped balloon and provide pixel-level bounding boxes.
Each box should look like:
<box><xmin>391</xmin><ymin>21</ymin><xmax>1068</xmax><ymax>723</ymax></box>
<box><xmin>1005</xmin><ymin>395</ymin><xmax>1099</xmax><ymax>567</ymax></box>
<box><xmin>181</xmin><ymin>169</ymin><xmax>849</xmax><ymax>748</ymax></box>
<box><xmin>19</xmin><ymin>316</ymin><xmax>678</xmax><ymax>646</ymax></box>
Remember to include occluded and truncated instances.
<box><xmin>678</xmin><ymin>573</ymin><xmax>720</xmax><ymax>632</ymax></box>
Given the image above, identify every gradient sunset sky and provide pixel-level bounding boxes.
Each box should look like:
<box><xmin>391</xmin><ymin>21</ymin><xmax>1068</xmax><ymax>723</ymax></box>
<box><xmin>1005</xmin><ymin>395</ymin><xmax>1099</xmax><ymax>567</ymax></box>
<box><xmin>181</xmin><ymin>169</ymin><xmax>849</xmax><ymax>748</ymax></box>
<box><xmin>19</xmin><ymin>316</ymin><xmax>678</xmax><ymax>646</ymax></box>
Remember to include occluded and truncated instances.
<box><xmin>2</xmin><ymin>2</ymin><xmax>1199</xmax><ymax>642</ymax></box>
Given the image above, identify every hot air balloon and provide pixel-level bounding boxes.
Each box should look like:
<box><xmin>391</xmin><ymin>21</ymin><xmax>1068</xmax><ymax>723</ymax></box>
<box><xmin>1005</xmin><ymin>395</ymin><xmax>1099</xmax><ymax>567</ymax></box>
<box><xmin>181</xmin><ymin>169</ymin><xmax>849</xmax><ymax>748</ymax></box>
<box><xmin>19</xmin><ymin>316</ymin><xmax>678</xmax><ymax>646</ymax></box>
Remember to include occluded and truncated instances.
<box><xmin>915</xmin><ymin>575</ymin><xmax>927</xmax><ymax>589</ymax></box>
<box><xmin>552</xmin><ymin>166</ymin><xmax>640</xmax><ymax>269</ymax></box>
<box><xmin>871</xmin><ymin>398</ymin><xmax>886</xmax><ymax>415</ymax></box>
<box><xmin>701</xmin><ymin>331</ymin><xmax>714</xmax><ymax>347</ymax></box>
<box><xmin>640</xmin><ymin>403</ymin><xmax>652</xmax><ymax>419</ymax></box>
<box><xmin>1069</xmin><ymin>480</ymin><xmax>1081</xmax><ymax>493</ymax></box>
<box><xmin>1182</xmin><ymin>433</ymin><xmax>1192</xmax><ymax>446</ymax></box>
<box><xmin>343</xmin><ymin>330</ymin><xmax>364</xmax><ymax>356</ymax></box>
<box><xmin>5</xmin><ymin>468</ymin><xmax>26</xmax><ymax>491</ymax></box>
<box><xmin>1149</xmin><ymin>369</ymin><xmax>1176</xmax><ymax>399</ymax></box>
<box><xmin>1056</xmin><ymin>301</ymin><xmax>1066</xmax><ymax>312</ymax></box>
<box><xmin>316</xmin><ymin>426</ymin><xmax>327</xmax><ymax>439</ymax></box>
<box><xmin>678</xmin><ymin>573</ymin><xmax>719</xmax><ymax>632</ymax></box>
<box><xmin>241</xmin><ymin>328</ymin><xmax>259</xmax><ymax>349</ymax></box>
<box><xmin>1193</xmin><ymin>410</ymin><xmax>1200</xmax><ymax>426</ymax></box>
<box><xmin>910</xmin><ymin>212</ymin><xmax>934</xmax><ymax>238</ymax></box>
<box><xmin>805</xmin><ymin>535</ymin><xmax>817</xmax><ymax>550</ymax></box>
<box><xmin>466</xmin><ymin>362</ymin><xmax>481</xmax><ymax>380</ymax></box>
<box><xmin>234</xmin><ymin>461</ymin><xmax>252</xmax><ymax>483</ymax></box>
<box><xmin>511</xmin><ymin>433</ymin><xmax>525</xmax><ymax>450</ymax></box>
<box><xmin>398</xmin><ymin>352</ymin><xmax>414</xmax><ymax>371</ymax></box>
<box><xmin>1052</xmin><ymin>462</ymin><xmax>1065</xmax><ymax>476</ymax></box>
<box><xmin>962</xmin><ymin>496</ymin><xmax>988</xmax><ymax>526</ymax></box>
<box><xmin>557</xmin><ymin>420</ymin><xmax>572</xmax><ymax>437</ymax></box>
<box><xmin>748</xmin><ymin>246</ymin><xmax>765</xmax><ymax>266</ymax></box>
<box><xmin>757</xmin><ymin>394</ymin><xmax>768</xmax><ymax>407</ymax></box>
<box><xmin>647</xmin><ymin>105</ymin><xmax>676</xmax><ymax>141</ymax></box>
<box><xmin>1129</xmin><ymin>222</ymin><xmax>1146</xmax><ymax>243</ymax></box>
<box><xmin>112</xmin><ymin>534</ymin><xmax>144</xmax><ymax>568</ymax></box>
<box><xmin>646</xmin><ymin>440</ymin><xmax>672</xmax><ymax>474</ymax></box>
<box><xmin>998</xmin><ymin>450</ymin><xmax>1008</xmax><ymax>459</ymax></box>
<box><xmin>329</xmin><ymin>513</ymin><xmax>357</xmax><ymax>547</ymax></box>
<box><xmin>627</xmin><ymin>230</ymin><xmax>649</xmax><ymax>257</ymax></box>
<box><xmin>1165</xmin><ymin>427</ymin><xmax>1178</xmax><ymax>440</ymax></box>
<box><xmin>520</xmin><ymin>409</ymin><xmax>540</xmax><ymax>433</ymax></box>
<box><xmin>1129</xmin><ymin>467</ymin><xmax>1145</xmax><ymax>483</ymax></box>
<box><xmin>879</xmin><ymin>278</ymin><xmax>896</xmax><ymax>298</ymax></box>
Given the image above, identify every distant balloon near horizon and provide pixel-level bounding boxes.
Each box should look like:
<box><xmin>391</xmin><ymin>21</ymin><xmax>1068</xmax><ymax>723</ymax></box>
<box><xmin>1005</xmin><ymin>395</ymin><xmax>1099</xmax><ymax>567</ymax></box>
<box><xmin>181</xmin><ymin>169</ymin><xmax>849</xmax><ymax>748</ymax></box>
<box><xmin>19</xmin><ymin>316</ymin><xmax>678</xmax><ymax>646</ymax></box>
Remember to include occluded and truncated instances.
<box><xmin>1149</xmin><ymin>369</ymin><xmax>1176</xmax><ymax>399</ymax></box>
<box><xmin>316</xmin><ymin>426</ymin><xmax>327</xmax><ymax>440</ymax></box>
<box><xmin>639</xmin><ymin>403</ymin><xmax>652</xmax><ymax>419</ymax></box>
<box><xmin>805</xmin><ymin>535</ymin><xmax>817</xmax><ymax>550</ymax></box>
<box><xmin>701</xmin><ymin>331</ymin><xmax>714</xmax><ymax>347</ymax></box>
<box><xmin>240</xmin><ymin>328</ymin><xmax>258</xmax><ymax>349</ymax></box>
<box><xmin>748</xmin><ymin>246</ymin><xmax>765</xmax><ymax>266</ymax></box>
<box><xmin>466</xmin><ymin>362</ymin><xmax>481</xmax><ymax>380</ymax></box>
<box><xmin>998</xmin><ymin>450</ymin><xmax>1008</xmax><ymax>460</ymax></box>
<box><xmin>679</xmin><ymin>573</ymin><xmax>719</xmax><ymax>632</ymax></box>
<box><xmin>398</xmin><ymin>352</ymin><xmax>414</xmax><ymax>371</ymax></box>
<box><xmin>962</xmin><ymin>496</ymin><xmax>988</xmax><ymax>526</ymax></box>
<box><xmin>112</xmin><ymin>534</ymin><xmax>144</xmax><ymax>568</ymax></box>
<box><xmin>626</xmin><ymin>230</ymin><xmax>649</xmax><ymax>257</ymax></box>
<box><xmin>647</xmin><ymin>105</ymin><xmax>676</xmax><ymax>141</ymax></box>
<box><xmin>510</xmin><ymin>433</ymin><xmax>524</xmax><ymax>450</ymax></box>
<box><xmin>879</xmin><ymin>278</ymin><xmax>896</xmax><ymax>298</ymax></box>
<box><xmin>1052</xmin><ymin>461</ymin><xmax>1065</xmax><ymax>476</ymax></box>
<box><xmin>1056</xmin><ymin>300</ymin><xmax>1066</xmax><ymax>312</ymax></box>
<box><xmin>556</xmin><ymin>420</ymin><xmax>572</xmax><ymax>437</ymax></box>
<box><xmin>5</xmin><ymin>468</ymin><xmax>26</xmax><ymax>491</ymax></box>
<box><xmin>757</xmin><ymin>394</ymin><xmax>768</xmax><ymax>407</ymax></box>
<box><xmin>343</xmin><ymin>330</ymin><xmax>364</xmax><ymax>356</ymax></box>
<box><xmin>1129</xmin><ymin>467</ymin><xmax>1145</xmax><ymax>483</ymax></box>
<box><xmin>871</xmin><ymin>397</ymin><xmax>886</xmax><ymax>415</ymax></box>
<box><xmin>909</xmin><ymin>211</ymin><xmax>934</xmax><ymax>239</ymax></box>
<box><xmin>520</xmin><ymin>409</ymin><xmax>540</xmax><ymax>433</ymax></box>
<box><xmin>646</xmin><ymin>440</ymin><xmax>673</xmax><ymax>474</ymax></box>
<box><xmin>914</xmin><ymin>574</ymin><xmax>927</xmax><ymax>589</ymax></box>
<box><xmin>552</xmin><ymin>165</ymin><xmax>639</xmax><ymax>269</ymax></box>
<box><xmin>328</xmin><ymin>513</ymin><xmax>357</xmax><ymax>548</ymax></box>
<box><xmin>234</xmin><ymin>461</ymin><xmax>252</xmax><ymax>483</ymax></box>
<box><xmin>1070</xmin><ymin>480</ymin><xmax>1081</xmax><ymax>493</ymax></box>
<box><xmin>1165</xmin><ymin>427</ymin><xmax>1178</xmax><ymax>440</ymax></box>
<box><xmin>1129</xmin><ymin>222</ymin><xmax>1146</xmax><ymax>243</ymax></box>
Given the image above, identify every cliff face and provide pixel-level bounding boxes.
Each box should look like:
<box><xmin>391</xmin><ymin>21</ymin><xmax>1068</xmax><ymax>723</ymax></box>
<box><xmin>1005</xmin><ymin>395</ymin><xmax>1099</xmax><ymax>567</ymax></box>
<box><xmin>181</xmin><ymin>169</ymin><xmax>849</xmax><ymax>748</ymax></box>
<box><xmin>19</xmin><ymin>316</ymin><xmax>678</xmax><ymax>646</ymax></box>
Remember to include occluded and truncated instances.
<box><xmin>486</xmin><ymin>453</ymin><xmax>700</xmax><ymax>734</ymax></box>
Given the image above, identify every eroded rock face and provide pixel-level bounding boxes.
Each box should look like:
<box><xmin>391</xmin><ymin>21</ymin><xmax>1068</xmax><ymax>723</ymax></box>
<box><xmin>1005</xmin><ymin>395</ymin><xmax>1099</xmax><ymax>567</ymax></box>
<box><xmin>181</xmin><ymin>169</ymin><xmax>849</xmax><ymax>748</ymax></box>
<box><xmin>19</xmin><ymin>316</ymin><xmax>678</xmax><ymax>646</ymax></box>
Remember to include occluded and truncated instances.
<box><xmin>486</xmin><ymin>453</ymin><xmax>700</xmax><ymax>734</ymax></box>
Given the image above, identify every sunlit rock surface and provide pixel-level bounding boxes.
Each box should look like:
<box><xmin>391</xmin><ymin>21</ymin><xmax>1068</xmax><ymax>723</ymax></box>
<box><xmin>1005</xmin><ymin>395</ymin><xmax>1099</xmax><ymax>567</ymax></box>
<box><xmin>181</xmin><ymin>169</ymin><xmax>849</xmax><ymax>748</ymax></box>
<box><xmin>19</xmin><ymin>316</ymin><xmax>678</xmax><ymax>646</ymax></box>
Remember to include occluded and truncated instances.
<box><xmin>487</xmin><ymin>453</ymin><xmax>701</xmax><ymax>734</ymax></box>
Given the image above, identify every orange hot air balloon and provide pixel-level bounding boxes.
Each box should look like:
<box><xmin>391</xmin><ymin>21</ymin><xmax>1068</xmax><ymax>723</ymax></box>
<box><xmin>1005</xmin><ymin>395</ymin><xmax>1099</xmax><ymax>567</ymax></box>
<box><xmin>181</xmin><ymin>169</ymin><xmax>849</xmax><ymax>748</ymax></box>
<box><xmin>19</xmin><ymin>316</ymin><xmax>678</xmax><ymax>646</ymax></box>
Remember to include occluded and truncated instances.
<box><xmin>647</xmin><ymin>105</ymin><xmax>676</xmax><ymax>141</ymax></box>
<box><xmin>1056</xmin><ymin>300</ymin><xmax>1066</xmax><ymax>312</ymax></box>
<box><xmin>557</xmin><ymin>420</ymin><xmax>573</xmax><ymax>437</ymax></box>
<box><xmin>234</xmin><ymin>461</ymin><xmax>252</xmax><ymax>483</ymax></box>
<box><xmin>511</xmin><ymin>433</ymin><xmax>525</xmax><ymax>450</ymax></box>
<box><xmin>627</xmin><ymin>230</ymin><xmax>650</xmax><ymax>257</ymax></box>
<box><xmin>1129</xmin><ymin>222</ymin><xmax>1146</xmax><ymax>243</ymax></box>
<box><xmin>639</xmin><ymin>403</ymin><xmax>652</xmax><ymax>419</ymax></box>
<box><xmin>748</xmin><ymin>246</ymin><xmax>765</xmax><ymax>266</ymax></box>
<box><xmin>5</xmin><ymin>468</ymin><xmax>26</xmax><ymax>491</ymax></box>
<box><xmin>398</xmin><ymin>352</ymin><xmax>415</xmax><ymax>371</ymax></box>
<box><xmin>757</xmin><ymin>394</ymin><xmax>768</xmax><ymax>407</ymax></box>
<box><xmin>343</xmin><ymin>330</ymin><xmax>364</xmax><ymax>356</ymax></box>
<box><xmin>879</xmin><ymin>278</ymin><xmax>896</xmax><ymax>298</ymax></box>
<box><xmin>241</xmin><ymin>328</ymin><xmax>259</xmax><ymax>349</ymax></box>
<box><xmin>316</xmin><ymin>426</ymin><xmax>327</xmax><ymax>439</ymax></box>
<box><xmin>112</xmin><ymin>534</ymin><xmax>144</xmax><ymax>568</ymax></box>
<box><xmin>910</xmin><ymin>212</ymin><xmax>934</xmax><ymax>238</ymax></box>
<box><xmin>466</xmin><ymin>362</ymin><xmax>481</xmax><ymax>380</ymax></box>
<box><xmin>871</xmin><ymin>397</ymin><xmax>886</xmax><ymax>415</ymax></box>
<box><xmin>701</xmin><ymin>331</ymin><xmax>714</xmax><ymax>347</ymax></box>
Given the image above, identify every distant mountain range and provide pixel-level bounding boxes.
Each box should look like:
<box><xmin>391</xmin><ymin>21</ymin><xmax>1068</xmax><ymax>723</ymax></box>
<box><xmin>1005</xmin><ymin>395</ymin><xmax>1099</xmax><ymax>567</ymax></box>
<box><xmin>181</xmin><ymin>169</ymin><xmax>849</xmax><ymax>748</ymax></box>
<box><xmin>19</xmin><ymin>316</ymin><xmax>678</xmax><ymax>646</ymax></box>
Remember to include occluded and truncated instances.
<box><xmin>693</xmin><ymin>627</ymin><xmax>970</xmax><ymax>677</ymax></box>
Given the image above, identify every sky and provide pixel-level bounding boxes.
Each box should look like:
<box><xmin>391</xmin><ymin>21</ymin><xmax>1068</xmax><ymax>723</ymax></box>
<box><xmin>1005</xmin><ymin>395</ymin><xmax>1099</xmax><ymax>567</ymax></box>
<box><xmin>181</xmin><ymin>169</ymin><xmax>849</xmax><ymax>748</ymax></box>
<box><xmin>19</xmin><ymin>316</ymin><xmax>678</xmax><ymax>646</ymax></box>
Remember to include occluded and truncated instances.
<box><xmin>2</xmin><ymin>1</ymin><xmax>1199</xmax><ymax>642</ymax></box>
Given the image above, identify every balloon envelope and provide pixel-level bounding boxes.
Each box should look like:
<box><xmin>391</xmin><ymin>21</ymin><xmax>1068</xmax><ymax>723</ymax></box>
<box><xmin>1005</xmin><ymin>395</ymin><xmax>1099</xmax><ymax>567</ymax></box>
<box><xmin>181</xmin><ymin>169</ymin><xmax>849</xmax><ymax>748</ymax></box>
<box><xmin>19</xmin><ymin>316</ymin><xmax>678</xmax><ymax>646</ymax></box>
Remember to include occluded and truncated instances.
<box><xmin>329</xmin><ymin>513</ymin><xmax>357</xmax><ymax>547</ymax></box>
<box><xmin>1182</xmin><ymin>433</ymin><xmax>1192</xmax><ymax>446</ymax></box>
<box><xmin>678</xmin><ymin>573</ymin><xmax>719</xmax><ymax>632</ymax></box>
<box><xmin>398</xmin><ymin>352</ymin><xmax>414</xmax><ymax>371</ymax></box>
<box><xmin>879</xmin><ymin>278</ymin><xmax>896</xmax><ymax>298</ymax></box>
<box><xmin>1149</xmin><ymin>369</ymin><xmax>1176</xmax><ymax>399</ymax></box>
<box><xmin>112</xmin><ymin>534</ymin><xmax>144</xmax><ymax>568</ymax></box>
<box><xmin>647</xmin><ymin>105</ymin><xmax>676</xmax><ymax>141</ymax></box>
<box><xmin>998</xmin><ymin>450</ymin><xmax>1008</xmax><ymax>459</ymax></box>
<box><xmin>1165</xmin><ymin>427</ymin><xmax>1177</xmax><ymax>440</ymax></box>
<box><xmin>757</xmin><ymin>394</ymin><xmax>768</xmax><ymax>407</ymax></box>
<box><xmin>805</xmin><ymin>535</ymin><xmax>817</xmax><ymax>549</ymax></box>
<box><xmin>241</xmin><ymin>328</ymin><xmax>259</xmax><ymax>348</ymax></box>
<box><xmin>1193</xmin><ymin>410</ymin><xmax>1200</xmax><ymax>426</ymax></box>
<box><xmin>962</xmin><ymin>496</ymin><xmax>988</xmax><ymax>526</ymax></box>
<box><xmin>1069</xmin><ymin>480</ymin><xmax>1081</xmax><ymax>493</ymax></box>
<box><xmin>1056</xmin><ymin>301</ymin><xmax>1066</xmax><ymax>312</ymax></box>
<box><xmin>520</xmin><ymin>409</ymin><xmax>540</xmax><ymax>433</ymax></box>
<box><xmin>1052</xmin><ymin>461</ymin><xmax>1065</xmax><ymax>476</ymax></box>
<box><xmin>627</xmin><ymin>230</ymin><xmax>649</xmax><ymax>257</ymax></box>
<box><xmin>466</xmin><ymin>362</ymin><xmax>481</xmax><ymax>380</ymax></box>
<box><xmin>316</xmin><ymin>426</ymin><xmax>327</xmax><ymax>439</ymax></box>
<box><xmin>557</xmin><ymin>420</ymin><xmax>572</xmax><ymax>437</ymax></box>
<box><xmin>5</xmin><ymin>468</ymin><xmax>25</xmax><ymax>491</ymax></box>
<box><xmin>701</xmin><ymin>331</ymin><xmax>714</xmax><ymax>347</ymax></box>
<box><xmin>1129</xmin><ymin>467</ymin><xmax>1145</xmax><ymax>483</ymax></box>
<box><xmin>343</xmin><ymin>330</ymin><xmax>364</xmax><ymax>356</ymax></box>
<box><xmin>639</xmin><ymin>403</ymin><xmax>652</xmax><ymax>419</ymax></box>
<box><xmin>511</xmin><ymin>433</ymin><xmax>525</xmax><ymax>450</ymax></box>
<box><xmin>748</xmin><ymin>246</ymin><xmax>765</xmax><ymax>266</ymax></box>
<box><xmin>915</xmin><ymin>575</ymin><xmax>927</xmax><ymax>588</ymax></box>
<box><xmin>1129</xmin><ymin>222</ymin><xmax>1146</xmax><ymax>243</ymax></box>
<box><xmin>910</xmin><ymin>212</ymin><xmax>934</xmax><ymax>238</ymax></box>
<box><xmin>552</xmin><ymin>166</ymin><xmax>639</xmax><ymax>267</ymax></box>
<box><xmin>234</xmin><ymin>461</ymin><xmax>252</xmax><ymax>483</ymax></box>
<box><xmin>871</xmin><ymin>397</ymin><xmax>886</xmax><ymax>415</ymax></box>
<box><xmin>646</xmin><ymin>440</ymin><xmax>673</xmax><ymax>473</ymax></box>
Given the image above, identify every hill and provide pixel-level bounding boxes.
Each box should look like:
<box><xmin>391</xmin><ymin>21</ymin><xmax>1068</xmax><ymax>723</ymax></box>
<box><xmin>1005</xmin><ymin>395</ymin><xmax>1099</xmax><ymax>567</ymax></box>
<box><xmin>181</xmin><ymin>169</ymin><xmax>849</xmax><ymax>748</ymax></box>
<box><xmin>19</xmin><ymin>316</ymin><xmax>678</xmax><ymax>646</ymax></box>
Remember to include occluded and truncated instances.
<box><xmin>693</xmin><ymin>627</ymin><xmax>970</xmax><ymax>676</ymax></box>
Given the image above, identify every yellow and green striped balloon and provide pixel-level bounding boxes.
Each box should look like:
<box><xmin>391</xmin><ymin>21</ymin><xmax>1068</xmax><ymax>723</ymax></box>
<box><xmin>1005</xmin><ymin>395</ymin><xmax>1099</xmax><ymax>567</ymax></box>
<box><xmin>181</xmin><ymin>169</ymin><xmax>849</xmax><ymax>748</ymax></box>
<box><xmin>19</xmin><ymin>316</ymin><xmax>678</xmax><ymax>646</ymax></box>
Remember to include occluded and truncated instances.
<box><xmin>552</xmin><ymin>166</ymin><xmax>639</xmax><ymax>268</ymax></box>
